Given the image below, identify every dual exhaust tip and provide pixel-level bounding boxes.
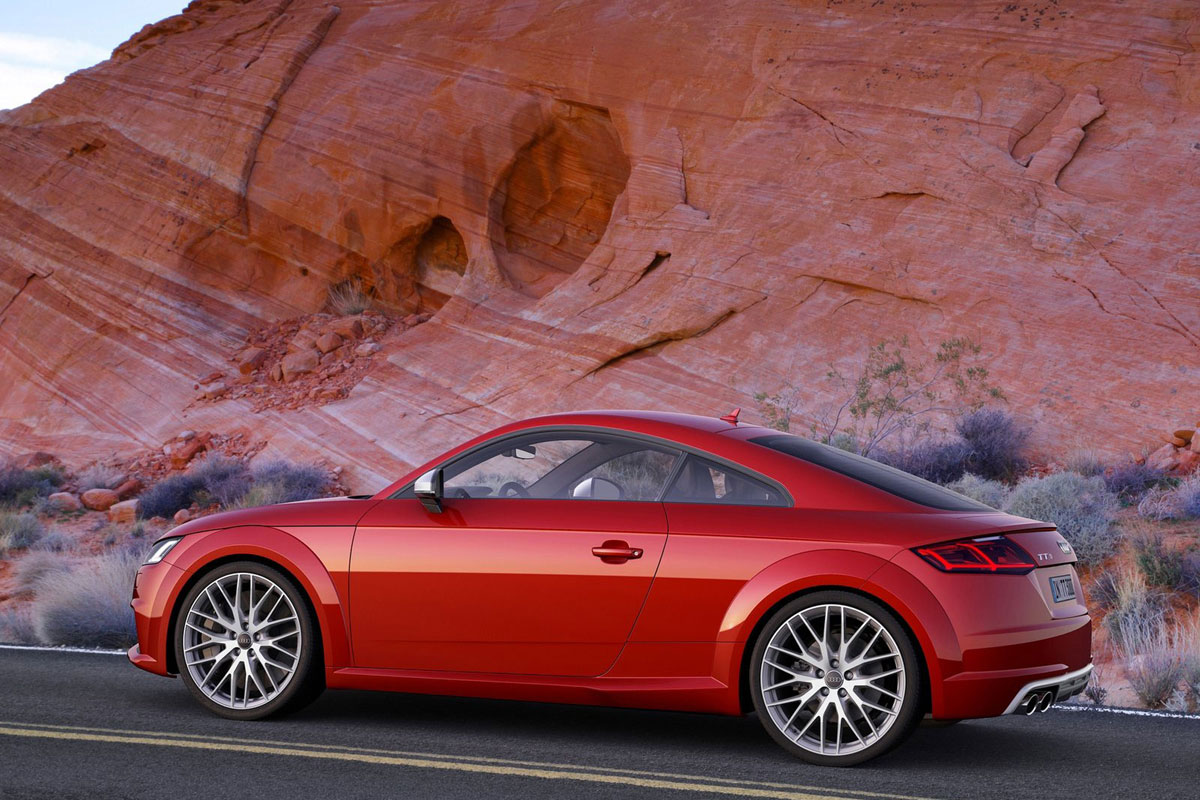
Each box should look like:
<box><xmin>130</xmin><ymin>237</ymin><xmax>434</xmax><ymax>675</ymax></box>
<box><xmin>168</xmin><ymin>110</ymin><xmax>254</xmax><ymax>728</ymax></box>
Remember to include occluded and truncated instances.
<box><xmin>1020</xmin><ymin>690</ymin><xmax>1055</xmax><ymax>715</ymax></box>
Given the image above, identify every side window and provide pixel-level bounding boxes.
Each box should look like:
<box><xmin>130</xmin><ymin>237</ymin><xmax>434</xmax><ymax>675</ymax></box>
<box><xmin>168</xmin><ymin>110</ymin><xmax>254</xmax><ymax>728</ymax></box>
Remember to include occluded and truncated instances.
<box><xmin>663</xmin><ymin>455</ymin><xmax>785</xmax><ymax>506</ymax></box>
<box><xmin>572</xmin><ymin>448</ymin><xmax>679</xmax><ymax>501</ymax></box>
<box><xmin>444</xmin><ymin>437</ymin><xmax>593</xmax><ymax>498</ymax></box>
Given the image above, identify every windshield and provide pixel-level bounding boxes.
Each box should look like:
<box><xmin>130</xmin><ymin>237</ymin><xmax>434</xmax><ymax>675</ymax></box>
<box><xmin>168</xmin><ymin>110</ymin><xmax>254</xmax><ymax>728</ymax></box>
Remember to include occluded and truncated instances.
<box><xmin>749</xmin><ymin>434</ymin><xmax>993</xmax><ymax>512</ymax></box>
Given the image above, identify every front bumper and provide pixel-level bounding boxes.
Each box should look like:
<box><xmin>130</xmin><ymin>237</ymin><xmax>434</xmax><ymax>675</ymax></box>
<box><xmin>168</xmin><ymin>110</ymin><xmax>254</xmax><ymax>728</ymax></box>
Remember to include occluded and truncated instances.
<box><xmin>1003</xmin><ymin>663</ymin><xmax>1092</xmax><ymax>715</ymax></box>
<box><xmin>129</xmin><ymin>560</ymin><xmax>184</xmax><ymax>676</ymax></box>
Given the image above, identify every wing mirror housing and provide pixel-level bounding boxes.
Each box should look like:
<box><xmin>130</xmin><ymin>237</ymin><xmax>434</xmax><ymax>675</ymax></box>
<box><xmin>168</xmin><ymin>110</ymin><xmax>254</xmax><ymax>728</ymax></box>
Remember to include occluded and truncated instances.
<box><xmin>414</xmin><ymin>468</ymin><xmax>444</xmax><ymax>513</ymax></box>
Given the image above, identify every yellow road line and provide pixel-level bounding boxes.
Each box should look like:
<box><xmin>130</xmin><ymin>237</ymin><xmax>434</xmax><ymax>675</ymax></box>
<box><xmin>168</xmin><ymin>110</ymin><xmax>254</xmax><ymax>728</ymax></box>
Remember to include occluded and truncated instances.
<box><xmin>2</xmin><ymin>720</ymin><xmax>928</xmax><ymax>799</ymax></box>
<box><xmin>0</xmin><ymin>723</ymin><xmax>938</xmax><ymax>800</ymax></box>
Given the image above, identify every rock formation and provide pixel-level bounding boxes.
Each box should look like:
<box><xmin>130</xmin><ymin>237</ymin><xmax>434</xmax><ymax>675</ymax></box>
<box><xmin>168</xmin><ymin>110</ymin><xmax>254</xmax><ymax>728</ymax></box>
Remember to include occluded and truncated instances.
<box><xmin>1</xmin><ymin>0</ymin><xmax>1197</xmax><ymax>491</ymax></box>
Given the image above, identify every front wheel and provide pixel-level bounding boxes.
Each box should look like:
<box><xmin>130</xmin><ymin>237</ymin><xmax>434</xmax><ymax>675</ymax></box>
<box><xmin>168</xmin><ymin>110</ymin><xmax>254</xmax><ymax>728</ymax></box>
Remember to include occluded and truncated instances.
<box><xmin>173</xmin><ymin>561</ymin><xmax>323</xmax><ymax>719</ymax></box>
<box><xmin>749</xmin><ymin>591</ymin><xmax>923</xmax><ymax>766</ymax></box>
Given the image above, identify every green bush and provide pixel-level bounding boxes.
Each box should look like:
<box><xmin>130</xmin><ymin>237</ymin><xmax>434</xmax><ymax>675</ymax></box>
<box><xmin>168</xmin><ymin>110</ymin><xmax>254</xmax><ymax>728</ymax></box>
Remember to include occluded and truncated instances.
<box><xmin>946</xmin><ymin>473</ymin><xmax>1009</xmax><ymax>508</ymax></box>
<box><xmin>1003</xmin><ymin>472</ymin><xmax>1118</xmax><ymax>566</ymax></box>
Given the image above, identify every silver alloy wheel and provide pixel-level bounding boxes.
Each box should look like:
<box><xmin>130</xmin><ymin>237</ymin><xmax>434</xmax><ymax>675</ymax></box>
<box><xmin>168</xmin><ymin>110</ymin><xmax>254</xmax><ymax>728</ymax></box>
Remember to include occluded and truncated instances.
<box><xmin>182</xmin><ymin>572</ymin><xmax>302</xmax><ymax>710</ymax></box>
<box><xmin>759</xmin><ymin>603</ymin><xmax>906</xmax><ymax>757</ymax></box>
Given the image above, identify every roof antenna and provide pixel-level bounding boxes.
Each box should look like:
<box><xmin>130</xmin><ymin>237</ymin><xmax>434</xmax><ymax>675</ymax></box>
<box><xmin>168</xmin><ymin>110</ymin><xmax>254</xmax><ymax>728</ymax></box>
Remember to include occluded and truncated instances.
<box><xmin>720</xmin><ymin>408</ymin><xmax>741</xmax><ymax>424</ymax></box>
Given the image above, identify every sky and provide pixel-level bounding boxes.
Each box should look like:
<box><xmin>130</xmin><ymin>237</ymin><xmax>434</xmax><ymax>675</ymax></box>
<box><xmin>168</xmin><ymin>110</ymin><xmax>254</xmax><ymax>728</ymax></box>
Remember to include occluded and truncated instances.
<box><xmin>0</xmin><ymin>1</ymin><xmax>186</xmax><ymax>109</ymax></box>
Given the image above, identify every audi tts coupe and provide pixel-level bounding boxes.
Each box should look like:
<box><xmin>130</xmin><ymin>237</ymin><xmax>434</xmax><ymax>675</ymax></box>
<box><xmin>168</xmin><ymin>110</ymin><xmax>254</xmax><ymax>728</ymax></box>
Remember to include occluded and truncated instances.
<box><xmin>130</xmin><ymin>410</ymin><xmax>1092</xmax><ymax>765</ymax></box>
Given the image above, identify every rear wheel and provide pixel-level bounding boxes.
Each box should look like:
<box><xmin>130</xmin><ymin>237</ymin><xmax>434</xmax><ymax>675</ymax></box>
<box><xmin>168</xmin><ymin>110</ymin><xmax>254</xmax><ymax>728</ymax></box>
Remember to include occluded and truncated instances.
<box><xmin>173</xmin><ymin>561</ymin><xmax>323</xmax><ymax>719</ymax></box>
<box><xmin>749</xmin><ymin>591</ymin><xmax>922</xmax><ymax>766</ymax></box>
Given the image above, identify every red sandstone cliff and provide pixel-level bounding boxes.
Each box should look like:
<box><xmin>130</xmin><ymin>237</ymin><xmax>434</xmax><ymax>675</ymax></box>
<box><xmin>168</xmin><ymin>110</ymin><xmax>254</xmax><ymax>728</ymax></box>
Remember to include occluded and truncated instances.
<box><xmin>0</xmin><ymin>0</ymin><xmax>1197</xmax><ymax>491</ymax></box>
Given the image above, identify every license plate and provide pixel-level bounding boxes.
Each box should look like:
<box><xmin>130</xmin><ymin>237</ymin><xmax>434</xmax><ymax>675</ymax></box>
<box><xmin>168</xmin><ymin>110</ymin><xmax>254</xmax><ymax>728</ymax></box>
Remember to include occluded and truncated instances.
<box><xmin>1050</xmin><ymin>575</ymin><xmax>1076</xmax><ymax>603</ymax></box>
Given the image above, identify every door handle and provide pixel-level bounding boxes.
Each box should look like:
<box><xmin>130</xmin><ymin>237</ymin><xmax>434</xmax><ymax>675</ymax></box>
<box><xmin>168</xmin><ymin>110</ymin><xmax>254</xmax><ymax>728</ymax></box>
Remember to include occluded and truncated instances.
<box><xmin>592</xmin><ymin>540</ymin><xmax>643</xmax><ymax>563</ymax></box>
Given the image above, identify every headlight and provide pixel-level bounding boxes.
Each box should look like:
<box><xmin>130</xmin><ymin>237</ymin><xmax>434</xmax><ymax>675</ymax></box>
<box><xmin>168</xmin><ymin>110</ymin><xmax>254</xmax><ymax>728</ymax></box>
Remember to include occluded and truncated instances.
<box><xmin>144</xmin><ymin>537</ymin><xmax>181</xmax><ymax>565</ymax></box>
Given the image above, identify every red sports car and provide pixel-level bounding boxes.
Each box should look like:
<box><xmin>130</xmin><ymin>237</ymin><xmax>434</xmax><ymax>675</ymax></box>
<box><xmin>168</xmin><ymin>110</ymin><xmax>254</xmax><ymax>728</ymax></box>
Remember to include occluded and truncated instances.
<box><xmin>130</xmin><ymin>410</ymin><xmax>1091</xmax><ymax>765</ymax></box>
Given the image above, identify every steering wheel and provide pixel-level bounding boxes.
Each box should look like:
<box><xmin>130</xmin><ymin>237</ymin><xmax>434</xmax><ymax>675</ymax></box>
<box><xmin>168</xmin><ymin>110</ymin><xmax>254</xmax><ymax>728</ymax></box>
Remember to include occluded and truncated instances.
<box><xmin>498</xmin><ymin>481</ymin><xmax>531</xmax><ymax>498</ymax></box>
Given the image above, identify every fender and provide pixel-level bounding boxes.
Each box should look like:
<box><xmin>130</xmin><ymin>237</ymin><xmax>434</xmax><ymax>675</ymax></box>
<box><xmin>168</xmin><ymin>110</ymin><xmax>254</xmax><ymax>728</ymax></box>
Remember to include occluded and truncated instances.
<box><xmin>159</xmin><ymin>525</ymin><xmax>353</xmax><ymax>672</ymax></box>
<box><xmin>710</xmin><ymin>549</ymin><xmax>954</xmax><ymax>716</ymax></box>
<box><xmin>857</xmin><ymin>561</ymin><xmax>960</xmax><ymax>717</ymax></box>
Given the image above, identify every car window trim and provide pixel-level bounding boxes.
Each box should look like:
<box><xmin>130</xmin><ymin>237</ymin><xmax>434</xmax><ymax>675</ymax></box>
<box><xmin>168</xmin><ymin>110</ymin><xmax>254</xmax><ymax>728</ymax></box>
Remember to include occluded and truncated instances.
<box><xmin>388</xmin><ymin>425</ymin><xmax>794</xmax><ymax>506</ymax></box>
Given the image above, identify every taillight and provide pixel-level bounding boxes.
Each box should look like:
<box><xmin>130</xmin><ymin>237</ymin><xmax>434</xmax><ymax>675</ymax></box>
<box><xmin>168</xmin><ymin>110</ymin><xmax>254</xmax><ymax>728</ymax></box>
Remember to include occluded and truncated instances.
<box><xmin>914</xmin><ymin>535</ymin><xmax>1035</xmax><ymax>574</ymax></box>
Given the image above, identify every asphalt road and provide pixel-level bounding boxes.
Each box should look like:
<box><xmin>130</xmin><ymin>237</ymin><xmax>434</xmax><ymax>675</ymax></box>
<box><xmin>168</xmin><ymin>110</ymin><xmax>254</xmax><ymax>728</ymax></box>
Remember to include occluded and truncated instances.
<box><xmin>0</xmin><ymin>648</ymin><xmax>1197</xmax><ymax>800</ymax></box>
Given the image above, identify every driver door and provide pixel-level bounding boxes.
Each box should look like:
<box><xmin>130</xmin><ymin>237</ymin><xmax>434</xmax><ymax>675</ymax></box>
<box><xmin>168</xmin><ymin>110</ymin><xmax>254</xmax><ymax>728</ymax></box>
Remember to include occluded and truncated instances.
<box><xmin>349</xmin><ymin>431</ymin><xmax>681</xmax><ymax>677</ymax></box>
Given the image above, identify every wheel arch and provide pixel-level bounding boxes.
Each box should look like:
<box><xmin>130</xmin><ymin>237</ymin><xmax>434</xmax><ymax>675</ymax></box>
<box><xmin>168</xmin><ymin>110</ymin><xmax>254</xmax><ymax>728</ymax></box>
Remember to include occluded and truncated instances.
<box><xmin>710</xmin><ymin>549</ymin><xmax>950</xmax><ymax>716</ymax></box>
<box><xmin>161</xmin><ymin>526</ymin><xmax>351</xmax><ymax>675</ymax></box>
<box><xmin>733</xmin><ymin>584</ymin><xmax>933</xmax><ymax>715</ymax></box>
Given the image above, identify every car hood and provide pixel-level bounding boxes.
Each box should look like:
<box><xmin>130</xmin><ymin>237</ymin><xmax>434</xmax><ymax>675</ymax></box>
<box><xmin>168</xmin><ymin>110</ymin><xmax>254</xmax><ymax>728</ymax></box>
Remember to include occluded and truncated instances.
<box><xmin>166</xmin><ymin>496</ymin><xmax>377</xmax><ymax>538</ymax></box>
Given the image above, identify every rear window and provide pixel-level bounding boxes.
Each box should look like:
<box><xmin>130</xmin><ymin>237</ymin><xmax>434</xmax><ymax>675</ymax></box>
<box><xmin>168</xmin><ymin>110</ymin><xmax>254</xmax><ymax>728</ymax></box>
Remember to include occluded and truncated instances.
<box><xmin>749</xmin><ymin>434</ymin><xmax>993</xmax><ymax>512</ymax></box>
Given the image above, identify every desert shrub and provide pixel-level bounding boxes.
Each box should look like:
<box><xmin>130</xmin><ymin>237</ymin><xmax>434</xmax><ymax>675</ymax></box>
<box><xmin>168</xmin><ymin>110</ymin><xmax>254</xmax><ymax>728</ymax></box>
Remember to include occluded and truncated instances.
<box><xmin>75</xmin><ymin>462</ymin><xmax>124</xmax><ymax>491</ymax></box>
<box><xmin>1137</xmin><ymin>487</ymin><xmax>1179</xmax><ymax>521</ymax></box>
<box><xmin>33</xmin><ymin>529</ymin><xmax>72</xmax><ymax>553</ymax></box>
<box><xmin>1083</xmin><ymin>664</ymin><xmax>1108</xmax><ymax>706</ymax></box>
<box><xmin>30</xmin><ymin>548</ymin><xmax>140</xmax><ymax>648</ymax></box>
<box><xmin>137</xmin><ymin>473</ymin><xmax>204</xmax><ymax>519</ymax></box>
<box><xmin>1002</xmin><ymin>472</ymin><xmax>1117</xmax><ymax>566</ymax></box>
<box><xmin>233</xmin><ymin>482</ymin><xmax>289</xmax><ymax>509</ymax></box>
<box><xmin>1132</xmin><ymin>534</ymin><xmax>1186</xmax><ymax>589</ymax></box>
<box><xmin>955</xmin><ymin>408</ymin><xmax>1029</xmax><ymax>481</ymax></box>
<box><xmin>249</xmin><ymin>460</ymin><xmax>331</xmax><ymax>503</ymax></box>
<box><xmin>0</xmin><ymin>462</ymin><xmax>63</xmax><ymax>508</ymax></box>
<box><xmin>13</xmin><ymin>550</ymin><xmax>72</xmax><ymax>597</ymax></box>
<box><xmin>1119</xmin><ymin>617</ymin><xmax>1185</xmax><ymax>709</ymax></box>
<box><xmin>1103</xmin><ymin>568</ymin><xmax>1166</xmax><ymax>650</ymax></box>
<box><xmin>0</xmin><ymin>512</ymin><xmax>45</xmax><ymax>554</ymax></box>
<box><xmin>1105</xmin><ymin>461</ymin><xmax>1169</xmax><ymax>506</ymax></box>
<box><xmin>189</xmin><ymin>454</ymin><xmax>251</xmax><ymax>508</ymax></box>
<box><xmin>946</xmin><ymin>473</ymin><xmax>1009</xmax><ymax>508</ymax></box>
<box><xmin>878</xmin><ymin>439</ymin><xmax>971</xmax><ymax>485</ymax></box>
<box><xmin>1179</xmin><ymin>551</ymin><xmax>1200</xmax><ymax>597</ymax></box>
<box><xmin>1088</xmin><ymin>568</ymin><xmax>1121</xmax><ymax>611</ymax></box>
<box><xmin>327</xmin><ymin>279</ymin><xmax>372</xmax><ymax>316</ymax></box>
<box><xmin>1171</xmin><ymin>473</ymin><xmax>1200</xmax><ymax>519</ymax></box>
<box><xmin>758</xmin><ymin>337</ymin><xmax>1003</xmax><ymax>456</ymax></box>
<box><xmin>1063</xmin><ymin>449</ymin><xmax>1106</xmax><ymax>478</ymax></box>
<box><xmin>0</xmin><ymin>606</ymin><xmax>37</xmax><ymax>645</ymax></box>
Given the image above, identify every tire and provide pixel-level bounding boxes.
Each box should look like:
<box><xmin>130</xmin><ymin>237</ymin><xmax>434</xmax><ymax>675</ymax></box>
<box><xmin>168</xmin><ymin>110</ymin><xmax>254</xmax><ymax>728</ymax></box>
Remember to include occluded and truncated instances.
<box><xmin>173</xmin><ymin>561</ymin><xmax>324</xmax><ymax>720</ymax></box>
<box><xmin>749</xmin><ymin>590</ymin><xmax>923</xmax><ymax>766</ymax></box>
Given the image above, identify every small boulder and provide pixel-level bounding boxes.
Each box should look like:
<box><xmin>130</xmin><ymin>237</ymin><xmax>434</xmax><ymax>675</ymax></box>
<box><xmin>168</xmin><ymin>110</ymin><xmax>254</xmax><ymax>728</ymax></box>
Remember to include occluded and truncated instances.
<box><xmin>81</xmin><ymin>488</ymin><xmax>119</xmax><ymax>511</ymax></box>
<box><xmin>315</xmin><ymin>331</ymin><xmax>343</xmax><ymax>353</ymax></box>
<box><xmin>47</xmin><ymin>491</ymin><xmax>82</xmax><ymax>512</ymax></box>
<box><xmin>354</xmin><ymin>341</ymin><xmax>382</xmax><ymax>357</ymax></box>
<box><xmin>268</xmin><ymin>362</ymin><xmax>284</xmax><ymax>382</ymax></box>
<box><xmin>236</xmin><ymin>346</ymin><xmax>268</xmax><ymax>374</ymax></box>
<box><xmin>330</xmin><ymin>317</ymin><xmax>364</xmax><ymax>340</ymax></box>
<box><xmin>282</xmin><ymin>350</ymin><xmax>319</xmax><ymax>381</ymax></box>
<box><xmin>201</xmin><ymin>381</ymin><xmax>228</xmax><ymax>400</ymax></box>
<box><xmin>1146</xmin><ymin>443</ymin><xmax>1182</xmax><ymax>473</ymax></box>
<box><xmin>107</xmin><ymin>498</ymin><xmax>140</xmax><ymax>524</ymax></box>
<box><xmin>170</xmin><ymin>438</ymin><xmax>206</xmax><ymax>469</ymax></box>
<box><xmin>173</xmin><ymin>508</ymin><xmax>192</xmax><ymax>524</ymax></box>
<box><xmin>114</xmin><ymin>478</ymin><xmax>143</xmax><ymax>499</ymax></box>
<box><xmin>287</xmin><ymin>331</ymin><xmax>318</xmax><ymax>354</ymax></box>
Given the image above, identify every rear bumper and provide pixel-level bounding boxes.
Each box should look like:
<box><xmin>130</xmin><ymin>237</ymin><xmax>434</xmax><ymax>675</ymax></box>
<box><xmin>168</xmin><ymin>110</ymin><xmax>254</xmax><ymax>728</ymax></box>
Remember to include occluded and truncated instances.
<box><xmin>1003</xmin><ymin>663</ymin><xmax>1092</xmax><ymax>714</ymax></box>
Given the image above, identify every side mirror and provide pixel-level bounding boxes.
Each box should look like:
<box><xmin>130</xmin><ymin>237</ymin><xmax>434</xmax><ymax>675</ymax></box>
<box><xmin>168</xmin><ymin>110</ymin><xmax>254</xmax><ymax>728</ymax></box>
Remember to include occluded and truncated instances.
<box><xmin>572</xmin><ymin>476</ymin><xmax>622</xmax><ymax>500</ymax></box>
<box><xmin>414</xmin><ymin>468</ymin><xmax>444</xmax><ymax>513</ymax></box>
